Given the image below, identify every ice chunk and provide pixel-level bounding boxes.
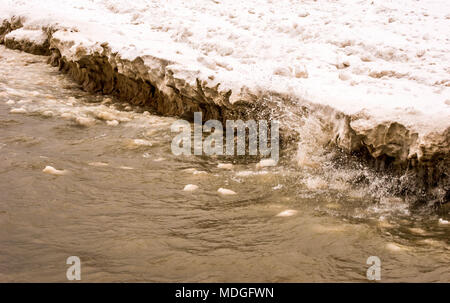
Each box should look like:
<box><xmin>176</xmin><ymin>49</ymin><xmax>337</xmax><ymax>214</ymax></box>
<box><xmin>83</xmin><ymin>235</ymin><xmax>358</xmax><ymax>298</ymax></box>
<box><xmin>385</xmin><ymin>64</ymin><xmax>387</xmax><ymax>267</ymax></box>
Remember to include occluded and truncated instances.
<box><xmin>106</xmin><ymin>120</ymin><xmax>119</xmax><ymax>126</ymax></box>
<box><xmin>43</xmin><ymin>165</ymin><xmax>67</xmax><ymax>175</ymax></box>
<box><xmin>88</xmin><ymin>162</ymin><xmax>109</xmax><ymax>167</ymax></box>
<box><xmin>385</xmin><ymin>243</ymin><xmax>407</xmax><ymax>252</ymax></box>
<box><xmin>438</xmin><ymin>218</ymin><xmax>449</xmax><ymax>225</ymax></box>
<box><xmin>183</xmin><ymin>184</ymin><xmax>199</xmax><ymax>191</ymax></box>
<box><xmin>256</xmin><ymin>159</ymin><xmax>277</xmax><ymax>168</ymax></box>
<box><xmin>10</xmin><ymin>107</ymin><xmax>27</xmax><ymax>114</ymax></box>
<box><xmin>75</xmin><ymin>116</ymin><xmax>96</xmax><ymax>127</ymax></box>
<box><xmin>218</xmin><ymin>188</ymin><xmax>236</xmax><ymax>195</ymax></box>
<box><xmin>276</xmin><ymin>209</ymin><xmax>298</xmax><ymax>217</ymax></box>
<box><xmin>119</xmin><ymin>166</ymin><xmax>134</xmax><ymax>170</ymax></box>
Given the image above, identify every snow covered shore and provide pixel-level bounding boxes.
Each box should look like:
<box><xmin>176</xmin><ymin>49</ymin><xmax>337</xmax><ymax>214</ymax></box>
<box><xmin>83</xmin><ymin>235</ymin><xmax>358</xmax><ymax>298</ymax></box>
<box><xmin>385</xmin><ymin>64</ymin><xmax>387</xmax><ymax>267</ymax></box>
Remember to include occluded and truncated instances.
<box><xmin>0</xmin><ymin>0</ymin><xmax>449</xmax><ymax>201</ymax></box>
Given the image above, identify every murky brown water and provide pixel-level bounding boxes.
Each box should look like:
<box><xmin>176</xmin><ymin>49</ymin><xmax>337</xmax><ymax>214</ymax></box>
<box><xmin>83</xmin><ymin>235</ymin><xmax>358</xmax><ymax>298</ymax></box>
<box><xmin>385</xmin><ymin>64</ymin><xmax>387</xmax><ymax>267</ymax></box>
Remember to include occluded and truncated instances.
<box><xmin>0</xmin><ymin>46</ymin><xmax>448</xmax><ymax>282</ymax></box>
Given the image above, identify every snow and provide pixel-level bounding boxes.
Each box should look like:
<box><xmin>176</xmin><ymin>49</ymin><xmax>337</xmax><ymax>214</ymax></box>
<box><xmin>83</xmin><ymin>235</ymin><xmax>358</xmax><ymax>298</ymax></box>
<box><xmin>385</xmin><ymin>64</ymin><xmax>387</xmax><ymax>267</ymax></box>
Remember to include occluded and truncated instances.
<box><xmin>5</xmin><ymin>27</ymin><xmax>47</xmax><ymax>44</ymax></box>
<box><xmin>1</xmin><ymin>0</ymin><xmax>449</xmax><ymax>134</ymax></box>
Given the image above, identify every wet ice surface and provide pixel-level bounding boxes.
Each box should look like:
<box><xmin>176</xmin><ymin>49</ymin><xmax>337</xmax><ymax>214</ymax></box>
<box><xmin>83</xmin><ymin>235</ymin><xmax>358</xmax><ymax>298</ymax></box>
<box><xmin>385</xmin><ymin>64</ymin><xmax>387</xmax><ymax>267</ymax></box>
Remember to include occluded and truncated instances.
<box><xmin>0</xmin><ymin>47</ymin><xmax>449</xmax><ymax>282</ymax></box>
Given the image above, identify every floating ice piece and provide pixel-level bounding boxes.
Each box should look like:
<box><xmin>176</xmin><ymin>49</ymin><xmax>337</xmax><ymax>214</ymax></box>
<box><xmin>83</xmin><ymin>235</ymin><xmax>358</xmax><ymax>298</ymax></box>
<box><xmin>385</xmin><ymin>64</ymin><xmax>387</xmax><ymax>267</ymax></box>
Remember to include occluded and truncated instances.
<box><xmin>275</xmin><ymin>209</ymin><xmax>298</xmax><ymax>217</ymax></box>
<box><xmin>183</xmin><ymin>184</ymin><xmax>199</xmax><ymax>192</ymax></box>
<box><xmin>217</xmin><ymin>163</ymin><xmax>233</xmax><ymax>170</ymax></box>
<box><xmin>6</xmin><ymin>100</ymin><xmax>15</xmax><ymax>105</ymax></box>
<box><xmin>385</xmin><ymin>243</ymin><xmax>406</xmax><ymax>252</ymax></box>
<box><xmin>272</xmin><ymin>184</ymin><xmax>283</xmax><ymax>190</ymax></box>
<box><xmin>42</xmin><ymin>165</ymin><xmax>67</xmax><ymax>175</ymax></box>
<box><xmin>95</xmin><ymin>111</ymin><xmax>117</xmax><ymax>121</ymax></box>
<box><xmin>438</xmin><ymin>218</ymin><xmax>449</xmax><ymax>225</ymax></box>
<box><xmin>218</xmin><ymin>188</ymin><xmax>236</xmax><ymax>195</ymax></box>
<box><xmin>10</xmin><ymin>107</ymin><xmax>27</xmax><ymax>114</ymax></box>
<box><xmin>256</xmin><ymin>159</ymin><xmax>277</xmax><ymax>168</ymax></box>
<box><xmin>41</xmin><ymin>110</ymin><xmax>54</xmax><ymax>117</ymax></box>
<box><xmin>118</xmin><ymin>117</ymin><xmax>131</xmax><ymax>123</ymax></box>
<box><xmin>133</xmin><ymin>139</ymin><xmax>153</xmax><ymax>146</ymax></box>
<box><xmin>75</xmin><ymin>116</ymin><xmax>96</xmax><ymax>127</ymax></box>
<box><xmin>119</xmin><ymin>166</ymin><xmax>134</xmax><ymax>170</ymax></box>
<box><xmin>107</xmin><ymin>120</ymin><xmax>119</xmax><ymax>126</ymax></box>
<box><xmin>88</xmin><ymin>162</ymin><xmax>109</xmax><ymax>167</ymax></box>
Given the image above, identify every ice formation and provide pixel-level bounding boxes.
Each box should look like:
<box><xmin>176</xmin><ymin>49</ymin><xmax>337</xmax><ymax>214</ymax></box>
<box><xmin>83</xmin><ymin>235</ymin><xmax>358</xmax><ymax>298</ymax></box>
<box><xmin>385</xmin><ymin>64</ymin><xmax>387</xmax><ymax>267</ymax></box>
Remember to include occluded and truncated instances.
<box><xmin>0</xmin><ymin>0</ymin><xmax>449</xmax><ymax>203</ymax></box>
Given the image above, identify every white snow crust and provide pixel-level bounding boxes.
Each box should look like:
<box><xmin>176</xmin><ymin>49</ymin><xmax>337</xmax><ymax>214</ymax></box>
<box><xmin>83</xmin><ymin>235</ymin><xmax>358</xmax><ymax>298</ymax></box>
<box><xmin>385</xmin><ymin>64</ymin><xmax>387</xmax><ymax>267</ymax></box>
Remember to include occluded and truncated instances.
<box><xmin>1</xmin><ymin>0</ymin><xmax>449</xmax><ymax>134</ymax></box>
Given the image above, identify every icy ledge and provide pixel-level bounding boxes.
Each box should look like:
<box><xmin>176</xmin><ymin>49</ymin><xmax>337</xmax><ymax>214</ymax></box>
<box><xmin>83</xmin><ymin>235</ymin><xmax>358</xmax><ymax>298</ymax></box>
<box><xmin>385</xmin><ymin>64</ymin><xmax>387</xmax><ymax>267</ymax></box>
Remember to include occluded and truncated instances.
<box><xmin>0</xmin><ymin>17</ymin><xmax>448</xmax><ymax>206</ymax></box>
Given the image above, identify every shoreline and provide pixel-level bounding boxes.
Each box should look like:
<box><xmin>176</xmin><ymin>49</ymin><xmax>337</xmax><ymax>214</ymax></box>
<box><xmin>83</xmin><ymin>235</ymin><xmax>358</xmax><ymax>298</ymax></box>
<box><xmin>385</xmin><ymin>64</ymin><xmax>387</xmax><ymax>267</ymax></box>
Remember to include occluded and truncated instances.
<box><xmin>1</xmin><ymin>16</ymin><xmax>448</xmax><ymax>207</ymax></box>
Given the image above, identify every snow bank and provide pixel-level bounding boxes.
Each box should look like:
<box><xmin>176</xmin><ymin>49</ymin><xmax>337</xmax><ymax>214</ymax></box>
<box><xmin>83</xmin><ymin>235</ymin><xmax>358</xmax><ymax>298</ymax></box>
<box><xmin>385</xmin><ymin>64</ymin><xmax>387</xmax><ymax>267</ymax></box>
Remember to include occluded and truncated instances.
<box><xmin>5</xmin><ymin>27</ymin><xmax>46</xmax><ymax>43</ymax></box>
<box><xmin>0</xmin><ymin>0</ymin><xmax>449</xmax><ymax>198</ymax></box>
<box><xmin>1</xmin><ymin>0</ymin><xmax>448</xmax><ymax>131</ymax></box>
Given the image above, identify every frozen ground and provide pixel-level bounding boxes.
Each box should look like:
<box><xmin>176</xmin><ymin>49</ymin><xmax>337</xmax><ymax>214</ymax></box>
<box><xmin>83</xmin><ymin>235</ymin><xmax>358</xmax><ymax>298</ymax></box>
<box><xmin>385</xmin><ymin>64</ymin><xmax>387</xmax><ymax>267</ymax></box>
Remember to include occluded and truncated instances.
<box><xmin>1</xmin><ymin>0</ymin><xmax>449</xmax><ymax>135</ymax></box>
